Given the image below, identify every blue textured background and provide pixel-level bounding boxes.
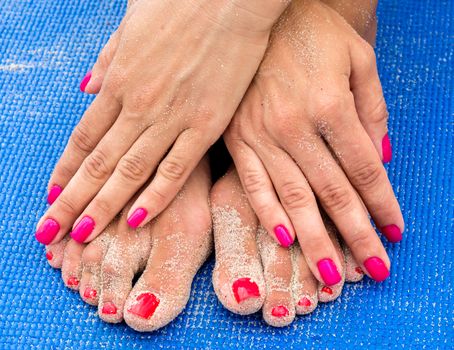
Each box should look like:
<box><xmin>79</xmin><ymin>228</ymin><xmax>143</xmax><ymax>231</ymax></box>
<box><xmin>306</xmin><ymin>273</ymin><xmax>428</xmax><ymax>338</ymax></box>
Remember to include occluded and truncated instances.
<box><xmin>0</xmin><ymin>0</ymin><xmax>452</xmax><ymax>348</ymax></box>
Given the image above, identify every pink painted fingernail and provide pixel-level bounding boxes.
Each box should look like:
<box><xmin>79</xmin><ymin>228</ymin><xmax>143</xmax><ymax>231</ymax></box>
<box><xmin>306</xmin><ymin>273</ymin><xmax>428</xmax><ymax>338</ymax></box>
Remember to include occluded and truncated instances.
<box><xmin>35</xmin><ymin>219</ymin><xmax>60</xmax><ymax>245</ymax></box>
<box><xmin>70</xmin><ymin>216</ymin><xmax>95</xmax><ymax>243</ymax></box>
<box><xmin>382</xmin><ymin>133</ymin><xmax>392</xmax><ymax>163</ymax></box>
<box><xmin>271</xmin><ymin>305</ymin><xmax>289</xmax><ymax>317</ymax></box>
<box><xmin>127</xmin><ymin>208</ymin><xmax>148</xmax><ymax>229</ymax></box>
<box><xmin>317</xmin><ymin>258</ymin><xmax>342</xmax><ymax>286</ymax></box>
<box><xmin>79</xmin><ymin>70</ymin><xmax>92</xmax><ymax>92</ymax></box>
<box><xmin>364</xmin><ymin>257</ymin><xmax>390</xmax><ymax>282</ymax></box>
<box><xmin>380</xmin><ymin>224</ymin><xmax>402</xmax><ymax>243</ymax></box>
<box><xmin>47</xmin><ymin>184</ymin><xmax>62</xmax><ymax>205</ymax></box>
<box><xmin>274</xmin><ymin>225</ymin><xmax>293</xmax><ymax>248</ymax></box>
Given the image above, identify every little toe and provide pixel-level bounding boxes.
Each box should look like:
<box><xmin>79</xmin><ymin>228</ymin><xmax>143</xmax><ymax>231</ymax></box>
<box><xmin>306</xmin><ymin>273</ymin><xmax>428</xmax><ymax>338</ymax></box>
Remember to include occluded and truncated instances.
<box><xmin>258</xmin><ymin>227</ymin><xmax>295</xmax><ymax>327</ymax></box>
<box><xmin>343</xmin><ymin>245</ymin><xmax>365</xmax><ymax>283</ymax></box>
<box><xmin>61</xmin><ymin>239</ymin><xmax>85</xmax><ymax>290</ymax></box>
<box><xmin>45</xmin><ymin>236</ymin><xmax>69</xmax><ymax>269</ymax></box>
<box><xmin>211</xmin><ymin>169</ymin><xmax>265</xmax><ymax>315</ymax></box>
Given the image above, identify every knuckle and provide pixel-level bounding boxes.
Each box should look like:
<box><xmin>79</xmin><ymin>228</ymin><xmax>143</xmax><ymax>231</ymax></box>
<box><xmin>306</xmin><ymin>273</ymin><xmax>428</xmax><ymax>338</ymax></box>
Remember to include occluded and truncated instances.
<box><xmin>242</xmin><ymin>168</ymin><xmax>267</xmax><ymax>195</ymax></box>
<box><xmin>348</xmin><ymin>229</ymin><xmax>372</xmax><ymax>253</ymax></box>
<box><xmin>158</xmin><ymin>157</ymin><xmax>187</xmax><ymax>182</ymax></box>
<box><xmin>70</xmin><ymin>122</ymin><xmax>96</xmax><ymax>154</ymax></box>
<box><xmin>83</xmin><ymin>149</ymin><xmax>111</xmax><ymax>181</ymax></box>
<box><xmin>117</xmin><ymin>153</ymin><xmax>148</xmax><ymax>182</ymax></box>
<box><xmin>273</xmin><ymin>108</ymin><xmax>299</xmax><ymax>138</ymax></box>
<box><xmin>358</xmin><ymin>42</ymin><xmax>376</xmax><ymax>69</ymax></box>
<box><xmin>350</xmin><ymin>162</ymin><xmax>383</xmax><ymax>190</ymax></box>
<box><xmin>91</xmin><ymin>198</ymin><xmax>112</xmax><ymax>217</ymax></box>
<box><xmin>279</xmin><ymin>181</ymin><xmax>314</xmax><ymax>211</ymax></box>
<box><xmin>57</xmin><ymin>196</ymin><xmax>78</xmax><ymax>217</ymax></box>
<box><xmin>367</xmin><ymin>99</ymin><xmax>389</xmax><ymax>125</ymax></box>
<box><xmin>318</xmin><ymin>183</ymin><xmax>353</xmax><ymax>213</ymax></box>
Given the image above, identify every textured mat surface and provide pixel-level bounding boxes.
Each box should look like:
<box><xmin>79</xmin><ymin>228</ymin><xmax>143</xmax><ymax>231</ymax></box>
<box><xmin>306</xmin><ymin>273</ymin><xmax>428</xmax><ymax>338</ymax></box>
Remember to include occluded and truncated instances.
<box><xmin>0</xmin><ymin>0</ymin><xmax>452</xmax><ymax>349</ymax></box>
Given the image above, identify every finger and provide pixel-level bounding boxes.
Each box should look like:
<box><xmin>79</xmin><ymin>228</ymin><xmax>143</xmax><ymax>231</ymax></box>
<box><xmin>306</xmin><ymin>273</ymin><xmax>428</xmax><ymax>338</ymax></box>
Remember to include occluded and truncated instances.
<box><xmin>250</xmin><ymin>139</ymin><xmax>343</xmax><ymax>286</ymax></box>
<box><xmin>126</xmin><ymin>128</ymin><xmax>212</xmax><ymax>229</ymax></box>
<box><xmin>321</xmin><ymin>92</ymin><xmax>404</xmax><ymax>243</ymax></box>
<box><xmin>225</xmin><ymin>137</ymin><xmax>296</xmax><ymax>248</ymax></box>
<box><xmin>349</xmin><ymin>40</ymin><xmax>392</xmax><ymax>163</ymax></box>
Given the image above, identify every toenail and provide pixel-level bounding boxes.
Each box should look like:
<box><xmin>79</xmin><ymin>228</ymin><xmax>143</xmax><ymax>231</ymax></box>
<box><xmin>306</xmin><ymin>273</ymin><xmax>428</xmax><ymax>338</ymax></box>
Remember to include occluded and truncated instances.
<box><xmin>101</xmin><ymin>302</ymin><xmax>117</xmax><ymax>315</ymax></box>
<box><xmin>382</xmin><ymin>133</ymin><xmax>392</xmax><ymax>163</ymax></box>
<box><xmin>128</xmin><ymin>292</ymin><xmax>160</xmax><ymax>319</ymax></box>
<box><xmin>355</xmin><ymin>266</ymin><xmax>364</xmax><ymax>275</ymax></box>
<box><xmin>273</xmin><ymin>225</ymin><xmax>293</xmax><ymax>248</ymax></box>
<box><xmin>47</xmin><ymin>184</ymin><xmax>62</xmax><ymax>205</ymax></box>
<box><xmin>232</xmin><ymin>278</ymin><xmax>260</xmax><ymax>303</ymax></box>
<box><xmin>317</xmin><ymin>258</ymin><xmax>341</xmax><ymax>286</ymax></box>
<box><xmin>35</xmin><ymin>218</ymin><xmax>60</xmax><ymax>245</ymax></box>
<box><xmin>271</xmin><ymin>305</ymin><xmax>289</xmax><ymax>317</ymax></box>
<box><xmin>321</xmin><ymin>286</ymin><xmax>333</xmax><ymax>295</ymax></box>
<box><xmin>79</xmin><ymin>70</ymin><xmax>92</xmax><ymax>92</ymax></box>
<box><xmin>67</xmin><ymin>276</ymin><xmax>79</xmax><ymax>287</ymax></box>
<box><xmin>364</xmin><ymin>257</ymin><xmax>390</xmax><ymax>282</ymax></box>
<box><xmin>70</xmin><ymin>216</ymin><xmax>95</xmax><ymax>243</ymax></box>
<box><xmin>83</xmin><ymin>287</ymin><xmax>97</xmax><ymax>299</ymax></box>
<box><xmin>298</xmin><ymin>296</ymin><xmax>312</xmax><ymax>307</ymax></box>
<box><xmin>45</xmin><ymin>251</ymin><xmax>53</xmax><ymax>261</ymax></box>
<box><xmin>380</xmin><ymin>224</ymin><xmax>402</xmax><ymax>243</ymax></box>
<box><xmin>127</xmin><ymin>208</ymin><xmax>148</xmax><ymax>229</ymax></box>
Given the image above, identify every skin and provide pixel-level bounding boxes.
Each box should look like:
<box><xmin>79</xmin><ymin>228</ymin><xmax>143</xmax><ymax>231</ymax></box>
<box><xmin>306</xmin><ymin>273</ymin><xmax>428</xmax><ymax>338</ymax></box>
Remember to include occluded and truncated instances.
<box><xmin>37</xmin><ymin>0</ymin><xmax>290</xmax><ymax>245</ymax></box>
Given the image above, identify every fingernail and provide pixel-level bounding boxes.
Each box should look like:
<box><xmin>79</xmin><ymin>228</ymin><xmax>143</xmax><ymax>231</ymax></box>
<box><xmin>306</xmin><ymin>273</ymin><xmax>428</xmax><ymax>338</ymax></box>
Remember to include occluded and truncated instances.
<box><xmin>79</xmin><ymin>70</ymin><xmax>92</xmax><ymax>92</ymax></box>
<box><xmin>83</xmin><ymin>287</ymin><xmax>97</xmax><ymax>299</ymax></box>
<box><xmin>67</xmin><ymin>276</ymin><xmax>79</xmax><ymax>287</ymax></box>
<box><xmin>45</xmin><ymin>251</ymin><xmax>53</xmax><ymax>261</ymax></box>
<box><xmin>47</xmin><ymin>185</ymin><xmax>62</xmax><ymax>205</ymax></box>
<box><xmin>232</xmin><ymin>278</ymin><xmax>260</xmax><ymax>303</ymax></box>
<box><xmin>127</xmin><ymin>208</ymin><xmax>148</xmax><ymax>229</ymax></box>
<box><xmin>274</xmin><ymin>225</ymin><xmax>293</xmax><ymax>248</ymax></box>
<box><xmin>128</xmin><ymin>292</ymin><xmax>160</xmax><ymax>319</ymax></box>
<box><xmin>380</xmin><ymin>224</ymin><xmax>402</xmax><ymax>243</ymax></box>
<box><xmin>35</xmin><ymin>218</ymin><xmax>60</xmax><ymax>245</ymax></box>
<box><xmin>355</xmin><ymin>266</ymin><xmax>364</xmax><ymax>275</ymax></box>
<box><xmin>317</xmin><ymin>258</ymin><xmax>342</xmax><ymax>286</ymax></box>
<box><xmin>364</xmin><ymin>257</ymin><xmax>390</xmax><ymax>282</ymax></box>
<box><xmin>70</xmin><ymin>216</ymin><xmax>95</xmax><ymax>243</ymax></box>
<box><xmin>271</xmin><ymin>305</ymin><xmax>289</xmax><ymax>317</ymax></box>
<box><xmin>101</xmin><ymin>302</ymin><xmax>117</xmax><ymax>315</ymax></box>
<box><xmin>321</xmin><ymin>286</ymin><xmax>333</xmax><ymax>295</ymax></box>
<box><xmin>298</xmin><ymin>296</ymin><xmax>312</xmax><ymax>307</ymax></box>
<box><xmin>382</xmin><ymin>133</ymin><xmax>392</xmax><ymax>163</ymax></box>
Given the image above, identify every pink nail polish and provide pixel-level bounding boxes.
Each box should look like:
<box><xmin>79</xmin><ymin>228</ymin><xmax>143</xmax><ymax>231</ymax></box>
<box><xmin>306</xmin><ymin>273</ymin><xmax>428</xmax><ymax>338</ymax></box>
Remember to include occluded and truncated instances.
<box><xmin>70</xmin><ymin>216</ymin><xmax>95</xmax><ymax>243</ymax></box>
<box><xmin>79</xmin><ymin>71</ymin><xmax>92</xmax><ymax>92</ymax></box>
<box><xmin>364</xmin><ymin>257</ymin><xmax>390</xmax><ymax>282</ymax></box>
<box><xmin>273</xmin><ymin>225</ymin><xmax>293</xmax><ymax>248</ymax></box>
<box><xmin>382</xmin><ymin>133</ymin><xmax>392</xmax><ymax>163</ymax></box>
<box><xmin>47</xmin><ymin>185</ymin><xmax>62</xmax><ymax>205</ymax></box>
<box><xmin>35</xmin><ymin>219</ymin><xmax>60</xmax><ymax>245</ymax></box>
<box><xmin>127</xmin><ymin>208</ymin><xmax>148</xmax><ymax>229</ymax></box>
<box><xmin>317</xmin><ymin>258</ymin><xmax>341</xmax><ymax>286</ymax></box>
<box><xmin>380</xmin><ymin>224</ymin><xmax>402</xmax><ymax>243</ymax></box>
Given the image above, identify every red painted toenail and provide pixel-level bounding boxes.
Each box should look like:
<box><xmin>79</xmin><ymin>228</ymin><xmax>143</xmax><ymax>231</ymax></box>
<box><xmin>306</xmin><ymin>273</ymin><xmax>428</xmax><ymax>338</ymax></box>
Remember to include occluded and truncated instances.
<box><xmin>355</xmin><ymin>267</ymin><xmax>364</xmax><ymax>274</ymax></box>
<box><xmin>45</xmin><ymin>251</ymin><xmax>53</xmax><ymax>261</ymax></box>
<box><xmin>298</xmin><ymin>297</ymin><xmax>312</xmax><ymax>307</ymax></box>
<box><xmin>84</xmin><ymin>287</ymin><xmax>97</xmax><ymax>299</ymax></box>
<box><xmin>321</xmin><ymin>286</ymin><xmax>333</xmax><ymax>295</ymax></box>
<box><xmin>232</xmin><ymin>278</ymin><xmax>260</xmax><ymax>303</ymax></box>
<box><xmin>128</xmin><ymin>292</ymin><xmax>160</xmax><ymax>319</ymax></box>
<box><xmin>67</xmin><ymin>276</ymin><xmax>79</xmax><ymax>287</ymax></box>
<box><xmin>271</xmin><ymin>305</ymin><xmax>289</xmax><ymax>317</ymax></box>
<box><xmin>101</xmin><ymin>302</ymin><xmax>117</xmax><ymax>315</ymax></box>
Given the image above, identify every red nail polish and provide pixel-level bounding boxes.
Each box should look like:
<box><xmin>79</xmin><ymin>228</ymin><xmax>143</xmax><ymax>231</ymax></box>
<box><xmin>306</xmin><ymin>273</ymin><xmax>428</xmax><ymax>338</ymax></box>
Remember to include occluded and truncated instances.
<box><xmin>364</xmin><ymin>257</ymin><xmax>390</xmax><ymax>282</ymax></box>
<box><xmin>380</xmin><ymin>224</ymin><xmax>402</xmax><ymax>243</ymax></box>
<box><xmin>35</xmin><ymin>218</ymin><xmax>60</xmax><ymax>245</ymax></box>
<box><xmin>45</xmin><ymin>251</ymin><xmax>53</xmax><ymax>261</ymax></box>
<box><xmin>84</xmin><ymin>287</ymin><xmax>97</xmax><ymax>299</ymax></box>
<box><xmin>355</xmin><ymin>266</ymin><xmax>364</xmax><ymax>274</ymax></box>
<box><xmin>274</xmin><ymin>225</ymin><xmax>293</xmax><ymax>248</ymax></box>
<box><xmin>67</xmin><ymin>276</ymin><xmax>79</xmax><ymax>287</ymax></box>
<box><xmin>232</xmin><ymin>278</ymin><xmax>260</xmax><ymax>303</ymax></box>
<box><xmin>321</xmin><ymin>286</ymin><xmax>333</xmax><ymax>295</ymax></box>
<box><xmin>382</xmin><ymin>133</ymin><xmax>392</xmax><ymax>163</ymax></box>
<box><xmin>127</xmin><ymin>208</ymin><xmax>148</xmax><ymax>229</ymax></box>
<box><xmin>298</xmin><ymin>296</ymin><xmax>312</xmax><ymax>307</ymax></box>
<box><xmin>47</xmin><ymin>185</ymin><xmax>62</xmax><ymax>205</ymax></box>
<box><xmin>271</xmin><ymin>305</ymin><xmax>289</xmax><ymax>317</ymax></box>
<box><xmin>317</xmin><ymin>258</ymin><xmax>342</xmax><ymax>286</ymax></box>
<box><xmin>79</xmin><ymin>71</ymin><xmax>92</xmax><ymax>92</ymax></box>
<box><xmin>102</xmin><ymin>302</ymin><xmax>117</xmax><ymax>315</ymax></box>
<box><xmin>128</xmin><ymin>292</ymin><xmax>160</xmax><ymax>319</ymax></box>
<box><xmin>70</xmin><ymin>216</ymin><xmax>95</xmax><ymax>243</ymax></box>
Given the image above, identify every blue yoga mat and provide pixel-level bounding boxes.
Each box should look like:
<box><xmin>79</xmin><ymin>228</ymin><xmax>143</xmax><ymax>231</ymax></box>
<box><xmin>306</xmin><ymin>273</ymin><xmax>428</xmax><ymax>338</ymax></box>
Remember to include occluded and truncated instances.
<box><xmin>0</xmin><ymin>0</ymin><xmax>452</xmax><ymax>348</ymax></box>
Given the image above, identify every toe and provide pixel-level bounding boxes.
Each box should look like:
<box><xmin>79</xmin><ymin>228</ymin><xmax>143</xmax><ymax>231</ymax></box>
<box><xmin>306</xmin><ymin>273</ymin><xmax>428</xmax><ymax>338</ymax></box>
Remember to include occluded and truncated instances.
<box><xmin>291</xmin><ymin>245</ymin><xmax>318</xmax><ymax>315</ymax></box>
<box><xmin>343</xmin><ymin>245</ymin><xmax>365</xmax><ymax>283</ymax></box>
<box><xmin>61</xmin><ymin>239</ymin><xmax>85</xmax><ymax>290</ymax></box>
<box><xmin>45</xmin><ymin>236</ymin><xmax>69</xmax><ymax>269</ymax></box>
